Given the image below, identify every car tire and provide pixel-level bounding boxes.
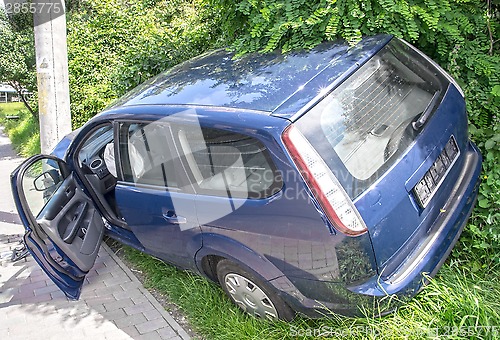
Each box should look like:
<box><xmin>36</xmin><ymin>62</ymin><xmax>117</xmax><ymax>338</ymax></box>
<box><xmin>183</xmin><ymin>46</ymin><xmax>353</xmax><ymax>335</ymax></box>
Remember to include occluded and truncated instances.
<box><xmin>216</xmin><ymin>259</ymin><xmax>295</xmax><ymax>321</ymax></box>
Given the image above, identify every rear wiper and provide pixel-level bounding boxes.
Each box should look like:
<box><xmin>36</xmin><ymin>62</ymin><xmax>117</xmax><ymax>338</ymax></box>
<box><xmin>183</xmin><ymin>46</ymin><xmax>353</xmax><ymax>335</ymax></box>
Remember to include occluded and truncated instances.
<box><xmin>412</xmin><ymin>91</ymin><xmax>441</xmax><ymax>130</ymax></box>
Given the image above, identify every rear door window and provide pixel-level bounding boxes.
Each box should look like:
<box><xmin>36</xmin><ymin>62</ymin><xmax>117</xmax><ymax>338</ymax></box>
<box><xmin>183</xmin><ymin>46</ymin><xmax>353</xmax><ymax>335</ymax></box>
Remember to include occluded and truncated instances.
<box><xmin>173</xmin><ymin>125</ymin><xmax>282</xmax><ymax>199</ymax></box>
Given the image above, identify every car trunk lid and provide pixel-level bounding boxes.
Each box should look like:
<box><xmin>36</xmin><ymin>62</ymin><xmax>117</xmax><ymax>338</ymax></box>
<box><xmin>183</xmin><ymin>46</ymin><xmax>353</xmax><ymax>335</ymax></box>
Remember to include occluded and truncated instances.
<box><xmin>291</xmin><ymin>38</ymin><xmax>469</xmax><ymax>273</ymax></box>
<box><xmin>355</xmin><ymin>85</ymin><xmax>468</xmax><ymax>273</ymax></box>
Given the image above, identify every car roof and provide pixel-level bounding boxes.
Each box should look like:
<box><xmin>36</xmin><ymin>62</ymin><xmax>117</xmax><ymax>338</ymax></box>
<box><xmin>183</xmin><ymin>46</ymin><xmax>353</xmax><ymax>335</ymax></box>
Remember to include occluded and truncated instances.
<box><xmin>109</xmin><ymin>34</ymin><xmax>392</xmax><ymax>119</ymax></box>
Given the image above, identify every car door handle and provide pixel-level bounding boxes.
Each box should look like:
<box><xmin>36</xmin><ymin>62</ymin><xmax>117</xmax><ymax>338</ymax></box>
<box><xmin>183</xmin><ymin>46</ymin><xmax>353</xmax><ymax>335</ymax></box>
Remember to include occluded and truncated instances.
<box><xmin>162</xmin><ymin>212</ymin><xmax>187</xmax><ymax>224</ymax></box>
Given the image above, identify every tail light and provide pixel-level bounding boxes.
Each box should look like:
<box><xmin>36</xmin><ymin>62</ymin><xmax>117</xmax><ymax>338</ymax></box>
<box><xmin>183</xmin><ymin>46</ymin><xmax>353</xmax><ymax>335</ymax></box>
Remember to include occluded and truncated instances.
<box><xmin>282</xmin><ymin>125</ymin><xmax>368</xmax><ymax>236</ymax></box>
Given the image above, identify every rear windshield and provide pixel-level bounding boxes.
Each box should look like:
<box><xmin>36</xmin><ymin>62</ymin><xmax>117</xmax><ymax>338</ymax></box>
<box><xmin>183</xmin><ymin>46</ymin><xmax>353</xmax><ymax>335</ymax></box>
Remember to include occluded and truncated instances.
<box><xmin>296</xmin><ymin>39</ymin><xmax>446</xmax><ymax>198</ymax></box>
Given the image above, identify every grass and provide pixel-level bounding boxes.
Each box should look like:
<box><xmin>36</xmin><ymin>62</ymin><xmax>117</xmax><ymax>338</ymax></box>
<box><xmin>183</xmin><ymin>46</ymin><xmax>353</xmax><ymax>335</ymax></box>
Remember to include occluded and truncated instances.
<box><xmin>0</xmin><ymin>102</ymin><xmax>40</xmax><ymax>156</ymax></box>
<box><xmin>0</xmin><ymin>102</ymin><xmax>24</xmax><ymax>117</ymax></box>
<box><xmin>123</xmin><ymin>245</ymin><xmax>500</xmax><ymax>339</ymax></box>
<box><xmin>2</xmin><ymin>100</ymin><xmax>499</xmax><ymax>339</ymax></box>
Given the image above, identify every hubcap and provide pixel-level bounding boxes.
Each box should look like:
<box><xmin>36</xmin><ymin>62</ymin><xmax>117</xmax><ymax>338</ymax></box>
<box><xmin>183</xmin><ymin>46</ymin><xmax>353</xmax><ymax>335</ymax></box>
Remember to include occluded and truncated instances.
<box><xmin>224</xmin><ymin>273</ymin><xmax>278</xmax><ymax>320</ymax></box>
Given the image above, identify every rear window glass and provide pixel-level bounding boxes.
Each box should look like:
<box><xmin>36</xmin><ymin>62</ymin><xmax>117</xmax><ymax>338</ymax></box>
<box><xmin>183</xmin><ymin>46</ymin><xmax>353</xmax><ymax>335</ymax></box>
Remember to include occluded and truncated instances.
<box><xmin>296</xmin><ymin>39</ymin><xmax>446</xmax><ymax>198</ymax></box>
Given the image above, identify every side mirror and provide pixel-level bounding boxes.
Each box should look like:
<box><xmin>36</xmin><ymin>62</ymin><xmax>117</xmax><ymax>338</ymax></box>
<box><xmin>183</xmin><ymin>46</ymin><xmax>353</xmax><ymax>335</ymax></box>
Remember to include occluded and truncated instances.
<box><xmin>33</xmin><ymin>169</ymin><xmax>62</xmax><ymax>191</ymax></box>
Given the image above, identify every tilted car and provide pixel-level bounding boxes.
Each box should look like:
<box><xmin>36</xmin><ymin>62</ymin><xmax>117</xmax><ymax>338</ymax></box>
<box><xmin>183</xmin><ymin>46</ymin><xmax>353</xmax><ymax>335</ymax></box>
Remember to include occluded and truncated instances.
<box><xmin>11</xmin><ymin>34</ymin><xmax>482</xmax><ymax>321</ymax></box>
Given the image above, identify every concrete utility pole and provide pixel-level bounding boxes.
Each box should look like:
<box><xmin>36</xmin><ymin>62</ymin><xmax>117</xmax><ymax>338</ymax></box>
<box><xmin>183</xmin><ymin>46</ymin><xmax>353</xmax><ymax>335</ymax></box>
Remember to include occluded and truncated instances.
<box><xmin>33</xmin><ymin>0</ymin><xmax>71</xmax><ymax>154</ymax></box>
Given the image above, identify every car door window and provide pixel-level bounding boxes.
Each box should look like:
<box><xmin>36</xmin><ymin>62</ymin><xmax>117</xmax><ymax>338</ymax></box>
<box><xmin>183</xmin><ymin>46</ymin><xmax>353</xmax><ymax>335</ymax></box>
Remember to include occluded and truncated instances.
<box><xmin>175</xmin><ymin>125</ymin><xmax>282</xmax><ymax>199</ymax></box>
<box><xmin>119</xmin><ymin>122</ymin><xmax>179</xmax><ymax>188</ymax></box>
<box><xmin>21</xmin><ymin>158</ymin><xmax>65</xmax><ymax>218</ymax></box>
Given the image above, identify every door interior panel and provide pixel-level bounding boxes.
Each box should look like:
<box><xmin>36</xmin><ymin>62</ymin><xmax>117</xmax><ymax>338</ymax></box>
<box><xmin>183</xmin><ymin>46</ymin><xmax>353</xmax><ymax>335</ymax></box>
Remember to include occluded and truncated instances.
<box><xmin>36</xmin><ymin>173</ymin><xmax>104</xmax><ymax>272</ymax></box>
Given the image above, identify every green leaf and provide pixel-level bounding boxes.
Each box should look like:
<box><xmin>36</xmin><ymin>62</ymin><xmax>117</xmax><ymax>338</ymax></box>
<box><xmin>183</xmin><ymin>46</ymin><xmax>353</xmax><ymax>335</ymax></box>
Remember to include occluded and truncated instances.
<box><xmin>492</xmin><ymin>85</ymin><xmax>500</xmax><ymax>97</ymax></box>
<box><xmin>484</xmin><ymin>138</ymin><xmax>496</xmax><ymax>150</ymax></box>
<box><xmin>478</xmin><ymin>199</ymin><xmax>490</xmax><ymax>208</ymax></box>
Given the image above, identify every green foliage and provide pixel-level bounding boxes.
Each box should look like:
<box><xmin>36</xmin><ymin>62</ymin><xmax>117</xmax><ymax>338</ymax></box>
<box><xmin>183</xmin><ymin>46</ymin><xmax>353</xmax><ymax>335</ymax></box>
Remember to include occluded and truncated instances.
<box><xmin>442</xmin><ymin>4</ymin><xmax>500</xmax><ymax>267</ymax></box>
<box><xmin>460</xmin><ymin>119</ymin><xmax>500</xmax><ymax>270</ymax></box>
<box><xmin>0</xmin><ymin>102</ymin><xmax>24</xmax><ymax>117</ymax></box>
<box><xmin>0</xmin><ymin>106</ymin><xmax>41</xmax><ymax>157</ymax></box>
<box><xmin>0</xmin><ymin>11</ymin><xmax>38</xmax><ymax>116</ymax></box>
<box><xmin>112</xmin><ymin>0</ymin><xmax>228</xmax><ymax>94</ymax></box>
<box><xmin>213</xmin><ymin>0</ymin><xmax>496</xmax><ymax>58</ymax></box>
<box><xmin>66</xmin><ymin>0</ymin><xmax>227</xmax><ymax>128</ymax></box>
<box><xmin>66</xmin><ymin>0</ymin><xmax>141</xmax><ymax>127</ymax></box>
<box><xmin>124</xmin><ymin>244</ymin><xmax>500</xmax><ymax>339</ymax></box>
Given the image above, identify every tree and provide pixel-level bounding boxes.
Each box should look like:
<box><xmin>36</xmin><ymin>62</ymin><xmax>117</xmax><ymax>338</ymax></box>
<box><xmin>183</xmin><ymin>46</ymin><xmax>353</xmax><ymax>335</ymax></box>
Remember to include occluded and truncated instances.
<box><xmin>0</xmin><ymin>11</ymin><xmax>37</xmax><ymax>117</ymax></box>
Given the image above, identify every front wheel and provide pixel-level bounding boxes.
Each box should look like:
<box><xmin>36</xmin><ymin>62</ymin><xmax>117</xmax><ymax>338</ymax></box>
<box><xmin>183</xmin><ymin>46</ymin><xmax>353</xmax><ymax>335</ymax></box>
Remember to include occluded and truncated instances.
<box><xmin>216</xmin><ymin>259</ymin><xmax>295</xmax><ymax>321</ymax></box>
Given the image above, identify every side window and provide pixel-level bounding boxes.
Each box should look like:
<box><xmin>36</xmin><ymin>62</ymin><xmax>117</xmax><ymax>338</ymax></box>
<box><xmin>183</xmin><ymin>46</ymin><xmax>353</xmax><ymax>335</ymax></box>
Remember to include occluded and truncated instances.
<box><xmin>119</xmin><ymin>122</ymin><xmax>178</xmax><ymax>188</ymax></box>
<box><xmin>176</xmin><ymin>125</ymin><xmax>282</xmax><ymax>198</ymax></box>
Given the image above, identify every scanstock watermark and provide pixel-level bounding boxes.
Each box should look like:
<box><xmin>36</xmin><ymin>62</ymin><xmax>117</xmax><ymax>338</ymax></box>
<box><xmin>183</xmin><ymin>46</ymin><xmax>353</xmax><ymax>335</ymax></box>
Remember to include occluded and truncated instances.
<box><xmin>122</xmin><ymin>108</ymin><xmax>362</xmax><ymax>232</ymax></box>
<box><xmin>3</xmin><ymin>0</ymin><xmax>65</xmax><ymax>25</ymax></box>
<box><xmin>128</xmin><ymin>110</ymin><xmax>257</xmax><ymax>231</ymax></box>
<box><xmin>289</xmin><ymin>325</ymin><xmax>500</xmax><ymax>338</ymax></box>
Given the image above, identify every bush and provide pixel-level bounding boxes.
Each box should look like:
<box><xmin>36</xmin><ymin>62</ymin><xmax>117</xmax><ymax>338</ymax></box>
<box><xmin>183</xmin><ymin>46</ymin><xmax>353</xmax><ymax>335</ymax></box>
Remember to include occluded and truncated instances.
<box><xmin>66</xmin><ymin>0</ymin><xmax>227</xmax><ymax>128</ymax></box>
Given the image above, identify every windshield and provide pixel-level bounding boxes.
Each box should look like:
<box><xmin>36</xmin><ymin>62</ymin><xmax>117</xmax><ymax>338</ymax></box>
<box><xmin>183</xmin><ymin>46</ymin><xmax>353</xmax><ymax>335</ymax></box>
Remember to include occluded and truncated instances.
<box><xmin>296</xmin><ymin>39</ymin><xmax>447</xmax><ymax>198</ymax></box>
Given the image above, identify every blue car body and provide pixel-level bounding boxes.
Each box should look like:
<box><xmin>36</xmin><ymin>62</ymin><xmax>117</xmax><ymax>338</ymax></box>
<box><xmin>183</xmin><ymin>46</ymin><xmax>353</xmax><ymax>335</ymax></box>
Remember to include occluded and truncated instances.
<box><xmin>11</xmin><ymin>34</ymin><xmax>482</xmax><ymax>319</ymax></box>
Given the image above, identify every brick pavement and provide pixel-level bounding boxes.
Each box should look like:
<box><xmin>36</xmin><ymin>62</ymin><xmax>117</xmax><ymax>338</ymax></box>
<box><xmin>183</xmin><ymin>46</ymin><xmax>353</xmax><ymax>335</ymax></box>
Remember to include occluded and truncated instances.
<box><xmin>0</xmin><ymin>126</ymin><xmax>190</xmax><ymax>340</ymax></box>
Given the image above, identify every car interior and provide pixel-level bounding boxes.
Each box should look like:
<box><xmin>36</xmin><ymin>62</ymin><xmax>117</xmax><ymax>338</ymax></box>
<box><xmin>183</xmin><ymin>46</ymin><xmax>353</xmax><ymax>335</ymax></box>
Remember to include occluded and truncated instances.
<box><xmin>76</xmin><ymin>122</ymin><xmax>182</xmax><ymax>225</ymax></box>
<box><xmin>77</xmin><ymin>124</ymin><xmax>121</xmax><ymax>221</ymax></box>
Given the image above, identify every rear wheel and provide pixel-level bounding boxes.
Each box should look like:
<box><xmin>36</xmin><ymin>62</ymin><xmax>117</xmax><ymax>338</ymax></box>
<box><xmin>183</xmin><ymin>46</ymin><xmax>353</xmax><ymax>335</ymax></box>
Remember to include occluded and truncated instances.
<box><xmin>216</xmin><ymin>259</ymin><xmax>295</xmax><ymax>321</ymax></box>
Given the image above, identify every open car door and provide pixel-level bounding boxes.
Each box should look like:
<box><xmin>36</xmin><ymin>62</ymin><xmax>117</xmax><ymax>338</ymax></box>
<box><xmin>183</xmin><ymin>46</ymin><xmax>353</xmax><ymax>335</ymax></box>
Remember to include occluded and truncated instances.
<box><xmin>11</xmin><ymin>155</ymin><xmax>104</xmax><ymax>299</ymax></box>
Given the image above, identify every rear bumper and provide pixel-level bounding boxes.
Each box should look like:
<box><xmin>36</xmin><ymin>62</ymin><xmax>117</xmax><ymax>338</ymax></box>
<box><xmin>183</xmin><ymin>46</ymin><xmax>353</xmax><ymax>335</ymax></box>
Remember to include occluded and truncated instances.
<box><xmin>276</xmin><ymin>140</ymin><xmax>482</xmax><ymax>317</ymax></box>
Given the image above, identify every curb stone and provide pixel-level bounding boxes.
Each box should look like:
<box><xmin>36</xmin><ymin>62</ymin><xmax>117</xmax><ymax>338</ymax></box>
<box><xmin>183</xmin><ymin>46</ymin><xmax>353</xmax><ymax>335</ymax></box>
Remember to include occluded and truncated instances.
<box><xmin>103</xmin><ymin>243</ymin><xmax>191</xmax><ymax>340</ymax></box>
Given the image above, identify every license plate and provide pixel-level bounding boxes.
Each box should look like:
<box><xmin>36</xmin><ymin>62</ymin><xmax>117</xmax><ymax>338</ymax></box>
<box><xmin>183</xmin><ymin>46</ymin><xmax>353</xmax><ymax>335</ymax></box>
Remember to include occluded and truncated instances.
<box><xmin>413</xmin><ymin>136</ymin><xmax>460</xmax><ymax>208</ymax></box>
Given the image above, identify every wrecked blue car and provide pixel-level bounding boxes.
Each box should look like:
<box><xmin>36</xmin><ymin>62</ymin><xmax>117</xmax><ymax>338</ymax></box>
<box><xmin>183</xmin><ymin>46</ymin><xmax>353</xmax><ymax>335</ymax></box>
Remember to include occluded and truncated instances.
<box><xmin>11</xmin><ymin>35</ymin><xmax>482</xmax><ymax>320</ymax></box>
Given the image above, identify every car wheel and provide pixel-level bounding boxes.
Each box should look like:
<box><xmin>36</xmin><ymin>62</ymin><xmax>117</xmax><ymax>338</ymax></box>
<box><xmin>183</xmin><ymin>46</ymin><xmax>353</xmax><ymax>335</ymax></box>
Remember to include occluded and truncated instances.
<box><xmin>216</xmin><ymin>259</ymin><xmax>295</xmax><ymax>321</ymax></box>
